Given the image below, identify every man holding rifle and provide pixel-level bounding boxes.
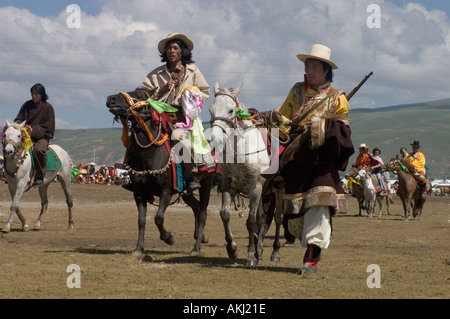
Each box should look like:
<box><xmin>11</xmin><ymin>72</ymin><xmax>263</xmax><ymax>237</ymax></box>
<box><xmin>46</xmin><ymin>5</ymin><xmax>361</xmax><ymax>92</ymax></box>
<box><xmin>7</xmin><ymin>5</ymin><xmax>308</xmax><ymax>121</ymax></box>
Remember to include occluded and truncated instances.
<box><xmin>267</xmin><ymin>44</ymin><xmax>358</xmax><ymax>275</ymax></box>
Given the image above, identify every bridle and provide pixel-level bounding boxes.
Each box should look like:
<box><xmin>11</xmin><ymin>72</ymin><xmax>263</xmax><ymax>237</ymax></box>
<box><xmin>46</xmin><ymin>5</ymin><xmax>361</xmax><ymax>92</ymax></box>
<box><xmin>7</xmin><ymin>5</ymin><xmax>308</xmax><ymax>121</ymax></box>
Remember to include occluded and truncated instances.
<box><xmin>210</xmin><ymin>92</ymin><xmax>240</xmax><ymax>131</ymax></box>
<box><xmin>119</xmin><ymin>91</ymin><xmax>168</xmax><ymax>148</ymax></box>
<box><xmin>118</xmin><ymin>91</ymin><xmax>172</xmax><ymax>176</ymax></box>
<box><xmin>210</xmin><ymin>92</ymin><xmax>268</xmax><ymax>157</ymax></box>
<box><xmin>1</xmin><ymin>127</ymin><xmax>29</xmax><ymax>176</ymax></box>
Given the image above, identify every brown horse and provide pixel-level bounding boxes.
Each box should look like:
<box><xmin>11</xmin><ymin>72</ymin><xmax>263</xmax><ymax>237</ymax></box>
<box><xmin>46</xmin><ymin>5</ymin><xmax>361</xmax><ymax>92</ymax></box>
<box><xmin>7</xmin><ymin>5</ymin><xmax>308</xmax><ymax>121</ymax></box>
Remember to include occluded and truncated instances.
<box><xmin>437</xmin><ymin>185</ymin><xmax>450</xmax><ymax>196</ymax></box>
<box><xmin>384</xmin><ymin>156</ymin><xmax>428</xmax><ymax>220</ymax></box>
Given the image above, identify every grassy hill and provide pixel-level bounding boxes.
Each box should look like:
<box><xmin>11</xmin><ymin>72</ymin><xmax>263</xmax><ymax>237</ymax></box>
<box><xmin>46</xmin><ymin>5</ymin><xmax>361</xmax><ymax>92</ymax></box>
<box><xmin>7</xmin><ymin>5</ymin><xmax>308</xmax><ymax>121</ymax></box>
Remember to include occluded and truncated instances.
<box><xmin>51</xmin><ymin>98</ymin><xmax>450</xmax><ymax>179</ymax></box>
<box><xmin>348</xmin><ymin>98</ymin><xmax>450</xmax><ymax>179</ymax></box>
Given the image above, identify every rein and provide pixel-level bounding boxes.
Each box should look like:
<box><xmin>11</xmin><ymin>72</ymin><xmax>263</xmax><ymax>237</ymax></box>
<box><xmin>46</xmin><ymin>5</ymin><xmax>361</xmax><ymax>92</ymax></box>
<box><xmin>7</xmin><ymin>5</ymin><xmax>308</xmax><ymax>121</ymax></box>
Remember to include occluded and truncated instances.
<box><xmin>210</xmin><ymin>92</ymin><xmax>240</xmax><ymax>130</ymax></box>
<box><xmin>118</xmin><ymin>91</ymin><xmax>172</xmax><ymax>176</ymax></box>
<box><xmin>210</xmin><ymin>92</ymin><xmax>267</xmax><ymax>157</ymax></box>
<box><xmin>2</xmin><ymin>135</ymin><xmax>28</xmax><ymax>177</ymax></box>
<box><xmin>119</xmin><ymin>91</ymin><xmax>168</xmax><ymax>148</ymax></box>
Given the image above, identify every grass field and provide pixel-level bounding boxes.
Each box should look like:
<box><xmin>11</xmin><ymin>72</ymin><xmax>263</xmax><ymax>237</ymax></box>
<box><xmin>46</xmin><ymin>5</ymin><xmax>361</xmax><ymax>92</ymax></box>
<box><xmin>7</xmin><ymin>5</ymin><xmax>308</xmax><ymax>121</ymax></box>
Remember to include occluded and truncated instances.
<box><xmin>0</xmin><ymin>182</ymin><xmax>448</xmax><ymax>301</ymax></box>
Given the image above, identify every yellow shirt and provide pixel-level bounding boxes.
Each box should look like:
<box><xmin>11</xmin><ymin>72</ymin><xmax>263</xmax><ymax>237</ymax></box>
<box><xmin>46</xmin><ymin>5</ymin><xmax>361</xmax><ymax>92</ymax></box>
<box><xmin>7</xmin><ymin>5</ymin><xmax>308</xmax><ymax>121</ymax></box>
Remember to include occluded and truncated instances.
<box><xmin>278</xmin><ymin>82</ymin><xmax>348</xmax><ymax>136</ymax></box>
<box><xmin>406</xmin><ymin>151</ymin><xmax>426</xmax><ymax>174</ymax></box>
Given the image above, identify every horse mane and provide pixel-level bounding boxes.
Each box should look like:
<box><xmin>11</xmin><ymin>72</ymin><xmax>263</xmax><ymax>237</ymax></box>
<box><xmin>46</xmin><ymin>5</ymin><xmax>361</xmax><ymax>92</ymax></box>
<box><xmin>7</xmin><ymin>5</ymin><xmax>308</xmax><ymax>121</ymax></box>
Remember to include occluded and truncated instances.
<box><xmin>400</xmin><ymin>158</ymin><xmax>416</xmax><ymax>173</ymax></box>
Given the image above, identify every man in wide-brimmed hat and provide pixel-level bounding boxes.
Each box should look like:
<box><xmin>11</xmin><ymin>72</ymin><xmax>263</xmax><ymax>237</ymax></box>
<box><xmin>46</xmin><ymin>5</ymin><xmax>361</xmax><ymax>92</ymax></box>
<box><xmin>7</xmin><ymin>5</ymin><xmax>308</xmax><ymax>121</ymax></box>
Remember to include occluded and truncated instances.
<box><xmin>354</xmin><ymin>143</ymin><xmax>370</xmax><ymax>169</ymax></box>
<box><xmin>141</xmin><ymin>32</ymin><xmax>212</xmax><ymax>191</ymax></box>
<box><xmin>270</xmin><ymin>44</ymin><xmax>354</xmax><ymax>275</ymax></box>
<box><xmin>405</xmin><ymin>140</ymin><xmax>428</xmax><ymax>197</ymax></box>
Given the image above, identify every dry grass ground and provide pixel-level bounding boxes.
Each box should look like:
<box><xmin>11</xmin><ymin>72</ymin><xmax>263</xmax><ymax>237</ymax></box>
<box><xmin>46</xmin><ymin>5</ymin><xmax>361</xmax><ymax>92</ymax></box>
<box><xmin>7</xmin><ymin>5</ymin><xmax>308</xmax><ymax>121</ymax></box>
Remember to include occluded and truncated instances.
<box><xmin>0</xmin><ymin>182</ymin><xmax>448</xmax><ymax>300</ymax></box>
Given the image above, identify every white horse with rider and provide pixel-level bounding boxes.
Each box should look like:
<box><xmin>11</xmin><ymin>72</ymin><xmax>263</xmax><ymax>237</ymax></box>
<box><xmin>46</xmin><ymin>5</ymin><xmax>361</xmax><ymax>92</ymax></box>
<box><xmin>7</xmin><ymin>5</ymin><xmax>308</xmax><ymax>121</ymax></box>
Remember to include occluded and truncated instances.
<box><xmin>1</xmin><ymin>120</ymin><xmax>74</xmax><ymax>233</ymax></box>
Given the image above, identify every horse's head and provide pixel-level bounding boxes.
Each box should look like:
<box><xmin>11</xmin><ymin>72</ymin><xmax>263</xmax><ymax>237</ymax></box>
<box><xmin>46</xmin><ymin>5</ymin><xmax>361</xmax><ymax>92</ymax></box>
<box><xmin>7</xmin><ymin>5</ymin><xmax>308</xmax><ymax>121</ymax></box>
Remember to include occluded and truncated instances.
<box><xmin>2</xmin><ymin>120</ymin><xmax>26</xmax><ymax>158</ymax></box>
<box><xmin>106</xmin><ymin>88</ymin><xmax>155</xmax><ymax>122</ymax></box>
<box><xmin>385</xmin><ymin>155</ymin><xmax>400</xmax><ymax>172</ymax></box>
<box><xmin>208</xmin><ymin>82</ymin><xmax>245</xmax><ymax>150</ymax></box>
<box><xmin>209</xmin><ymin>81</ymin><xmax>245</xmax><ymax>129</ymax></box>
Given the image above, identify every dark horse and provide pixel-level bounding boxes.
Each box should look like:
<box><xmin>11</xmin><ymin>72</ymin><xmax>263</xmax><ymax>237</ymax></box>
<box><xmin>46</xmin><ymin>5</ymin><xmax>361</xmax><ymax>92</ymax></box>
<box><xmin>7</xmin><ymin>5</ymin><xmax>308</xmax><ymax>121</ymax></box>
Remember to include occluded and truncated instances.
<box><xmin>106</xmin><ymin>88</ymin><xmax>213</xmax><ymax>260</ymax></box>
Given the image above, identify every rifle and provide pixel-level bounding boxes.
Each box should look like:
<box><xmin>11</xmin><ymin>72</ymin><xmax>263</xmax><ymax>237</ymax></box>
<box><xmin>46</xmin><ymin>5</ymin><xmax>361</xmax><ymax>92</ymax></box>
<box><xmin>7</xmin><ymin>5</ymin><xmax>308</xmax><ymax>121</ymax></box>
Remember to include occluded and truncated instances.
<box><xmin>346</xmin><ymin>71</ymin><xmax>373</xmax><ymax>101</ymax></box>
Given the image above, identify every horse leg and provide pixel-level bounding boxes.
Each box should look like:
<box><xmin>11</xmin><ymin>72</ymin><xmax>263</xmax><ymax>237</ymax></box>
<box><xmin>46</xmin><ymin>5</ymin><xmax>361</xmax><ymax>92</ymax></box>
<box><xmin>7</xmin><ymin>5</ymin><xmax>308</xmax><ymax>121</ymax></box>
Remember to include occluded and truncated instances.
<box><xmin>270</xmin><ymin>191</ymin><xmax>284</xmax><ymax>262</ymax></box>
<box><xmin>132</xmin><ymin>195</ymin><xmax>148</xmax><ymax>260</ymax></box>
<box><xmin>154</xmin><ymin>189</ymin><xmax>174</xmax><ymax>246</ymax></box>
<box><xmin>246</xmin><ymin>192</ymin><xmax>262</xmax><ymax>267</ymax></box>
<box><xmin>402</xmin><ymin>196</ymin><xmax>412</xmax><ymax>221</ymax></box>
<box><xmin>182</xmin><ymin>186</ymin><xmax>209</xmax><ymax>256</ymax></box>
<box><xmin>377</xmin><ymin>197</ymin><xmax>383</xmax><ymax>218</ymax></box>
<box><xmin>34</xmin><ymin>184</ymin><xmax>49</xmax><ymax>230</ymax></box>
<box><xmin>57</xmin><ymin>173</ymin><xmax>74</xmax><ymax>230</ymax></box>
<box><xmin>2</xmin><ymin>183</ymin><xmax>29</xmax><ymax>233</ymax></box>
<box><xmin>255</xmin><ymin>198</ymin><xmax>266</xmax><ymax>265</ymax></box>
<box><xmin>220</xmin><ymin>190</ymin><xmax>238</xmax><ymax>259</ymax></box>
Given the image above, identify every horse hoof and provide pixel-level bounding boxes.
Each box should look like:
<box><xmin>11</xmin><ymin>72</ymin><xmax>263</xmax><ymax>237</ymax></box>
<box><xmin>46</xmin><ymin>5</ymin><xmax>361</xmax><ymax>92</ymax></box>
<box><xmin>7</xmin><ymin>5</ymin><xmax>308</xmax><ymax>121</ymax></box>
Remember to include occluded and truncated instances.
<box><xmin>226</xmin><ymin>243</ymin><xmax>238</xmax><ymax>259</ymax></box>
<box><xmin>246</xmin><ymin>258</ymin><xmax>258</xmax><ymax>268</ymax></box>
<box><xmin>22</xmin><ymin>224</ymin><xmax>30</xmax><ymax>232</ymax></box>
<box><xmin>131</xmin><ymin>250</ymin><xmax>146</xmax><ymax>261</ymax></box>
<box><xmin>34</xmin><ymin>223</ymin><xmax>41</xmax><ymax>231</ymax></box>
<box><xmin>190</xmin><ymin>250</ymin><xmax>201</xmax><ymax>257</ymax></box>
<box><xmin>270</xmin><ymin>253</ymin><xmax>281</xmax><ymax>263</ymax></box>
<box><xmin>161</xmin><ymin>234</ymin><xmax>174</xmax><ymax>246</ymax></box>
<box><xmin>1</xmin><ymin>227</ymin><xmax>10</xmax><ymax>234</ymax></box>
<box><xmin>201</xmin><ymin>234</ymin><xmax>209</xmax><ymax>244</ymax></box>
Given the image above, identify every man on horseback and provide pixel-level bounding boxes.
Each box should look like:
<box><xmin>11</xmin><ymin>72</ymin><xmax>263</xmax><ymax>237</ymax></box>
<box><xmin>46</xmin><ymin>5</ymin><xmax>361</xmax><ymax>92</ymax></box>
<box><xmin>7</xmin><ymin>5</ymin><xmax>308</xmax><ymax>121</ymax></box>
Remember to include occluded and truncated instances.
<box><xmin>370</xmin><ymin>147</ymin><xmax>389</xmax><ymax>195</ymax></box>
<box><xmin>268</xmin><ymin>44</ymin><xmax>354</xmax><ymax>275</ymax></box>
<box><xmin>354</xmin><ymin>143</ymin><xmax>370</xmax><ymax>169</ymax></box>
<box><xmin>14</xmin><ymin>83</ymin><xmax>55</xmax><ymax>185</ymax></box>
<box><xmin>405</xmin><ymin>140</ymin><xmax>428</xmax><ymax>198</ymax></box>
<box><xmin>141</xmin><ymin>32</ymin><xmax>211</xmax><ymax>191</ymax></box>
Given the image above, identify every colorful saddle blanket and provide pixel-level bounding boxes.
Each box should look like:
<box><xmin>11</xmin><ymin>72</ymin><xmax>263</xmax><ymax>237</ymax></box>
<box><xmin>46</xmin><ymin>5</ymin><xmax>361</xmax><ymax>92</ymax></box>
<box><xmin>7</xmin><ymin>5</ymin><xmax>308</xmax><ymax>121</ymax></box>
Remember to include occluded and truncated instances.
<box><xmin>29</xmin><ymin>146</ymin><xmax>62</xmax><ymax>171</ymax></box>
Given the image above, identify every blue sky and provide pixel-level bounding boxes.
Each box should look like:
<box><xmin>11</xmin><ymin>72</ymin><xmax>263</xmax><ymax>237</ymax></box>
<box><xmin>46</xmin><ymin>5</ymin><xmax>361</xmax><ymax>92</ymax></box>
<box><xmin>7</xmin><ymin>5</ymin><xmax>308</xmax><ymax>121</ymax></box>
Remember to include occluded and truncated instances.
<box><xmin>1</xmin><ymin>0</ymin><xmax>449</xmax><ymax>129</ymax></box>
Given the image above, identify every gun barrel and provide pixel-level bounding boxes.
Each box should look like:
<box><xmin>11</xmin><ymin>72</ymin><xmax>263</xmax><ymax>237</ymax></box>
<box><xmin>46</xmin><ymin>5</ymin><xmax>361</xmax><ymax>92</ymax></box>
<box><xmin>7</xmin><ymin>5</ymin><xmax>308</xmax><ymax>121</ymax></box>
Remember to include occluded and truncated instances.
<box><xmin>346</xmin><ymin>71</ymin><xmax>373</xmax><ymax>101</ymax></box>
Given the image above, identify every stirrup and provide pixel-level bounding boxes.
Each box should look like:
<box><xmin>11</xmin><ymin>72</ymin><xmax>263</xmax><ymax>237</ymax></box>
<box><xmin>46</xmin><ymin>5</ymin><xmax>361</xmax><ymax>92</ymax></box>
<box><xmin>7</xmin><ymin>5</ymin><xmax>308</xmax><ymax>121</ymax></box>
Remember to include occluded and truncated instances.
<box><xmin>185</xmin><ymin>179</ymin><xmax>201</xmax><ymax>191</ymax></box>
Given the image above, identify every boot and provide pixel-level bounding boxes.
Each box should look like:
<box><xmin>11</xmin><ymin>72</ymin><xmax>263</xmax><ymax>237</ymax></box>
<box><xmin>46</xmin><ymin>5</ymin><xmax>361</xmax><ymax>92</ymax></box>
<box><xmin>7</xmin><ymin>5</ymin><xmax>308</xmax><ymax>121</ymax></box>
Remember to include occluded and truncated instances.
<box><xmin>183</xmin><ymin>162</ymin><xmax>201</xmax><ymax>191</ymax></box>
<box><xmin>298</xmin><ymin>244</ymin><xmax>321</xmax><ymax>275</ymax></box>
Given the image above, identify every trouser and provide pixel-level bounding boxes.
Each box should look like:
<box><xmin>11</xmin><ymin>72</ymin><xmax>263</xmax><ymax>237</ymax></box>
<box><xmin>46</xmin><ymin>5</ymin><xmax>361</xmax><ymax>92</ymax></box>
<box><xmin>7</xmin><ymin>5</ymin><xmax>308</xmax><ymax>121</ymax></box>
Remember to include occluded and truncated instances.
<box><xmin>171</xmin><ymin>127</ymin><xmax>215</xmax><ymax>182</ymax></box>
<box><xmin>287</xmin><ymin>205</ymin><xmax>332</xmax><ymax>249</ymax></box>
<box><xmin>376</xmin><ymin>172</ymin><xmax>386</xmax><ymax>190</ymax></box>
<box><xmin>32</xmin><ymin>139</ymin><xmax>49</xmax><ymax>179</ymax></box>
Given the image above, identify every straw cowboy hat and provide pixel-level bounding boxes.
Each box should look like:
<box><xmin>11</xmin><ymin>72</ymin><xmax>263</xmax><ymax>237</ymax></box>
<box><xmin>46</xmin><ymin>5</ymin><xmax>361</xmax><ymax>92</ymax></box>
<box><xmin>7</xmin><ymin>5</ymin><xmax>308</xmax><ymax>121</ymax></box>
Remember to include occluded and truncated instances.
<box><xmin>297</xmin><ymin>44</ymin><xmax>338</xmax><ymax>70</ymax></box>
<box><xmin>359</xmin><ymin>143</ymin><xmax>368</xmax><ymax>149</ymax></box>
<box><xmin>410</xmin><ymin>140</ymin><xmax>421</xmax><ymax>148</ymax></box>
<box><xmin>158</xmin><ymin>32</ymin><xmax>194</xmax><ymax>54</ymax></box>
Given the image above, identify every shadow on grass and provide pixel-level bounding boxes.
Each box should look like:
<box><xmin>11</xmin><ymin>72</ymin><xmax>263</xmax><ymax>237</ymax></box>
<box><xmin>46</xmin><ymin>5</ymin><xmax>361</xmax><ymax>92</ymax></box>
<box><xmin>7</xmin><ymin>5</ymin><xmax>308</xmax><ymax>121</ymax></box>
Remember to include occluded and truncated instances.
<box><xmin>160</xmin><ymin>254</ymin><xmax>299</xmax><ymax>274</ymax></box>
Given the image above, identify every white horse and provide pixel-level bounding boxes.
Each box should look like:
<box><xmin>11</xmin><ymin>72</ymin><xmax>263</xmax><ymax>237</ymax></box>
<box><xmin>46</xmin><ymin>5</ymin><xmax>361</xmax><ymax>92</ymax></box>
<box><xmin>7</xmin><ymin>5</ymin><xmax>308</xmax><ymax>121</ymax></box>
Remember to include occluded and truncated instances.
<box><xmin>356</xmin><ymin>168</ymin><xmax>391</xmax><ymax>218</ymax></box>
<box><xmin>209</xmin><ymin>82</ymin><xmax>272</xmax><ymax>267</ymax></box>
<box><xmin>1</xmin><ymin>120</ymin><xmax>74</xmax><ymax>233</ymax></box>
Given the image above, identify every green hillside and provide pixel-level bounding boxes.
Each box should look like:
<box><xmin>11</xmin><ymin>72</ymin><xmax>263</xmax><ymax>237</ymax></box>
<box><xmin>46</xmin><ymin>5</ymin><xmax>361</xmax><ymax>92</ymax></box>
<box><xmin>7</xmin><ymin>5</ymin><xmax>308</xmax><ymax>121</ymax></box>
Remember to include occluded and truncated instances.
<box><xmin>50</xmin><ymin>98</ymin><xmax>450</xmax><ymax>178</ymax></box>
<box><xmin>348</xmin><ymin>98</ymin><xmax>450</xmax><ymax>179</ymax></box>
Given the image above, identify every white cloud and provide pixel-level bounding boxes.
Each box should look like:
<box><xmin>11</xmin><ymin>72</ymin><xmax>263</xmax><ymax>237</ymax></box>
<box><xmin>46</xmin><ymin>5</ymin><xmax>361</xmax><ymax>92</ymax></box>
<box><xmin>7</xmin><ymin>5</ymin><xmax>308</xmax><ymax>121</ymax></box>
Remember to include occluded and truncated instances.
<box><xmin>0</xmin><ymin>0</ymin><xmax>449</xmax><ymax>128</ymax></box>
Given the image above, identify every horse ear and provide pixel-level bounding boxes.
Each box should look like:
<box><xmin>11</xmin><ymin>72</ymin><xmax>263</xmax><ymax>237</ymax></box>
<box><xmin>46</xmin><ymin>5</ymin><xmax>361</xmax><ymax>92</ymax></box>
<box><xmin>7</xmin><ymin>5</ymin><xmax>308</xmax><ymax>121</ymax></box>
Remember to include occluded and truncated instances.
<box><xmin>214</xmin><ymin>82</ymin><xmax>220</xmax><ymax>96</ymax></box>
<box><xmin>19</xmin><ymin>120</ymin><xmax>26</xmax><ymax>128</ymax></box>
<box><xmin>234</xmin><ymin>82</ymin><xmax>244</xmax><ymax>97</ymax></box>
<box><xmin>6</xmin><ymin>119</ymin><xmax>11</xmax><ymax>127</ymax></box>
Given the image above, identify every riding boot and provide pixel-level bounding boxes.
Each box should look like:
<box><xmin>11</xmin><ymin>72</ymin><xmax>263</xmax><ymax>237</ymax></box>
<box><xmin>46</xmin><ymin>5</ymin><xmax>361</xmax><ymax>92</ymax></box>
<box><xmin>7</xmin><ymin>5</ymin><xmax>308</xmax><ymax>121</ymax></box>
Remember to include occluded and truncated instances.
<box><xmin>183</xmin><ymin>162</ymin><xmax>201</xmax><ymax>191</ymax></box>
<box><xmin>298</xmin><ymin>244</ymin><xmax>321</xmax><ymax>275</ymax></box>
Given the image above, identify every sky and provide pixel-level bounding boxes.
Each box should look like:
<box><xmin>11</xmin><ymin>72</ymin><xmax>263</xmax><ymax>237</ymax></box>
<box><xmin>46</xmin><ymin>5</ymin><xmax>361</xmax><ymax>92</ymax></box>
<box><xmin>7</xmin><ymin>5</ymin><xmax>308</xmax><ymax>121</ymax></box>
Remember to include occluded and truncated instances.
<box><xmin>0</xmin><ymin>0</ymin><xmax>449</xmax><ymax>129</ymax></box>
